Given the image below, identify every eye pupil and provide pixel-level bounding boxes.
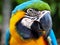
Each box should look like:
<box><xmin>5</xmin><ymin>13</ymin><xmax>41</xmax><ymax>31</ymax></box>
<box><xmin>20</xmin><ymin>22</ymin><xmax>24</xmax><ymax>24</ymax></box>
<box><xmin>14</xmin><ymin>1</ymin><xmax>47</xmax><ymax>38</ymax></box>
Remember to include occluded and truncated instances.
<box><xmin>29</xmin><ymin>9</ymin><xmax>33</xmax><ymax>11</ymax></box>
<box><xmin>27</xmin><ymin>8</ymin><xmax>33</xmax><ymax>12</ymax></box>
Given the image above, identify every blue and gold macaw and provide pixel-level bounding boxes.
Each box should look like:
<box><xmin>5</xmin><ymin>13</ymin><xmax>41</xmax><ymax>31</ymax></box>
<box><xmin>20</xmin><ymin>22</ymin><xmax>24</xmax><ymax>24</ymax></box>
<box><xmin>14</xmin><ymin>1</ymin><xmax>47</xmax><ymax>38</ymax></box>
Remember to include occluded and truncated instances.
<box><xmin>5</xmin><ymin>0</ymin><xmax>58</xmax><ymax>45</ymax></box>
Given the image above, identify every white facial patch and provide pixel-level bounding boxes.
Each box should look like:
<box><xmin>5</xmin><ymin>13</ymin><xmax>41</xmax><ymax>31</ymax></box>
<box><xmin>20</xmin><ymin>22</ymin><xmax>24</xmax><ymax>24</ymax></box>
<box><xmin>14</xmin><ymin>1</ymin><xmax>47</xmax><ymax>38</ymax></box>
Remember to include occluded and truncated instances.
<box><xmin>21</xmin><ymin>18</ymin><xmax>34</xmax><ymax>29</ymax></box>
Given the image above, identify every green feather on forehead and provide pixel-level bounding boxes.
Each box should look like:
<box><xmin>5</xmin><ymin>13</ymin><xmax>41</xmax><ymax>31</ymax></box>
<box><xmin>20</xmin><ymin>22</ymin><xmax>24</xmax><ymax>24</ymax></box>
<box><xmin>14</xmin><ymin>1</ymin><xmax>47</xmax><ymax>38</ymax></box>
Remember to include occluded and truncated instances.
<box><xmin>24</xmin><ymin>1</ymin><xmax>51</xmax><ymax>11</ymax></box>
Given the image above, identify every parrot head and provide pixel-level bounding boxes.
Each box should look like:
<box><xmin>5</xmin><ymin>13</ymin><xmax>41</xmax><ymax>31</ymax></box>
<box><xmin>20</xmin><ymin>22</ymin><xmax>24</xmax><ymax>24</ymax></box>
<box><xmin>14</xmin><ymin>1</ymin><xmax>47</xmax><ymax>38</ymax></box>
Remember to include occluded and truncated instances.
<box><xmin>11</xmin><ymin>0</ymin><xmax>52</xmax><ymax>39</ymax></box>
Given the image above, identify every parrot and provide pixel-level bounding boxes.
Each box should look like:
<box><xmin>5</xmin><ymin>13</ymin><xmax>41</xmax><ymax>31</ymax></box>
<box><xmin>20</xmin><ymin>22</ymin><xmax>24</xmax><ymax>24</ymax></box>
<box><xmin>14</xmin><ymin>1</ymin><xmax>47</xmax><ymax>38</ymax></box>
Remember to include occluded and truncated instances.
<box><xmin>5</xmin><ymin>0</ymin><xmax>58</xmax><ymax>45</ymax></box>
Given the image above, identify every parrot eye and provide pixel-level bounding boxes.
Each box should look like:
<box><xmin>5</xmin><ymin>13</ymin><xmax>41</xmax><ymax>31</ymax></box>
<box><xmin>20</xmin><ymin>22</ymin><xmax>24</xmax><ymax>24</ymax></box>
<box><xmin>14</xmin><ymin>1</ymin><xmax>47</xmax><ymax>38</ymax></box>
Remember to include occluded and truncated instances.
<box><xmin>27</xmin><ymin>8</ymin><xmax>33</xmax><ymax>12</ymax></box>
<box><xmin>29</xmin><ymin>9</ymin><xmax>33</xmax><ymax>11</ymax></box>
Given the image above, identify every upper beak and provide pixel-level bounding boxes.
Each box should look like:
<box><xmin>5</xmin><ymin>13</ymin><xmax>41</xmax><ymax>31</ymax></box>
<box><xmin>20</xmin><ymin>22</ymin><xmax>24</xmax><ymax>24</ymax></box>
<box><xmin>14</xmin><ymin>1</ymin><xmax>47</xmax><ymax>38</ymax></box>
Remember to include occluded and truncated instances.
<box><xmin>39</xmin><ymin>11</ymin><xmax>52</xmax><ymax>37</ymax></box>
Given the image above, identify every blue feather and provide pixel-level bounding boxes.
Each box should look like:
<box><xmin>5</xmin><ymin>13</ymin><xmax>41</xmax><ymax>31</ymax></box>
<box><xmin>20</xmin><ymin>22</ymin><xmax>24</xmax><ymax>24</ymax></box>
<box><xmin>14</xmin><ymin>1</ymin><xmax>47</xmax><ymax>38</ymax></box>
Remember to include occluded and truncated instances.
<box><xmin>49</xmin><ymin>29</ymin><xmax>58</xmax><ymax>45</ymax></box>
<box><xmin>5</xmin><ymin>29</ymin><xmax>10</xmax><ymax>45</ymax></box>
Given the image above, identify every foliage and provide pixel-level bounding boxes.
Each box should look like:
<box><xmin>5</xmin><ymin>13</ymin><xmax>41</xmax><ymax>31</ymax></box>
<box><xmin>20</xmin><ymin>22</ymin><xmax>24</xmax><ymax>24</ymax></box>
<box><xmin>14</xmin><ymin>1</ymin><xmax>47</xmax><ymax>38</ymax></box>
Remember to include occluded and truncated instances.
<box><xmin>0</xmin><ymin>15</ymin><xmax>3</xmax><ymax>24</ymax></box>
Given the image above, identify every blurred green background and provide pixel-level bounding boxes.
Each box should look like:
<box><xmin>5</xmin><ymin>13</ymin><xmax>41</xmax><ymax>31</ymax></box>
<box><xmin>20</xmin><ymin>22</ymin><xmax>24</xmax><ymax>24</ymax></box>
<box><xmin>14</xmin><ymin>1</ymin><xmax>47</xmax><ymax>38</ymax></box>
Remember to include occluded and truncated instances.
<box><xmin>0</xmin><ymin>0</ymin><xmax>60</xmax><ymax>45</ymax></box>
